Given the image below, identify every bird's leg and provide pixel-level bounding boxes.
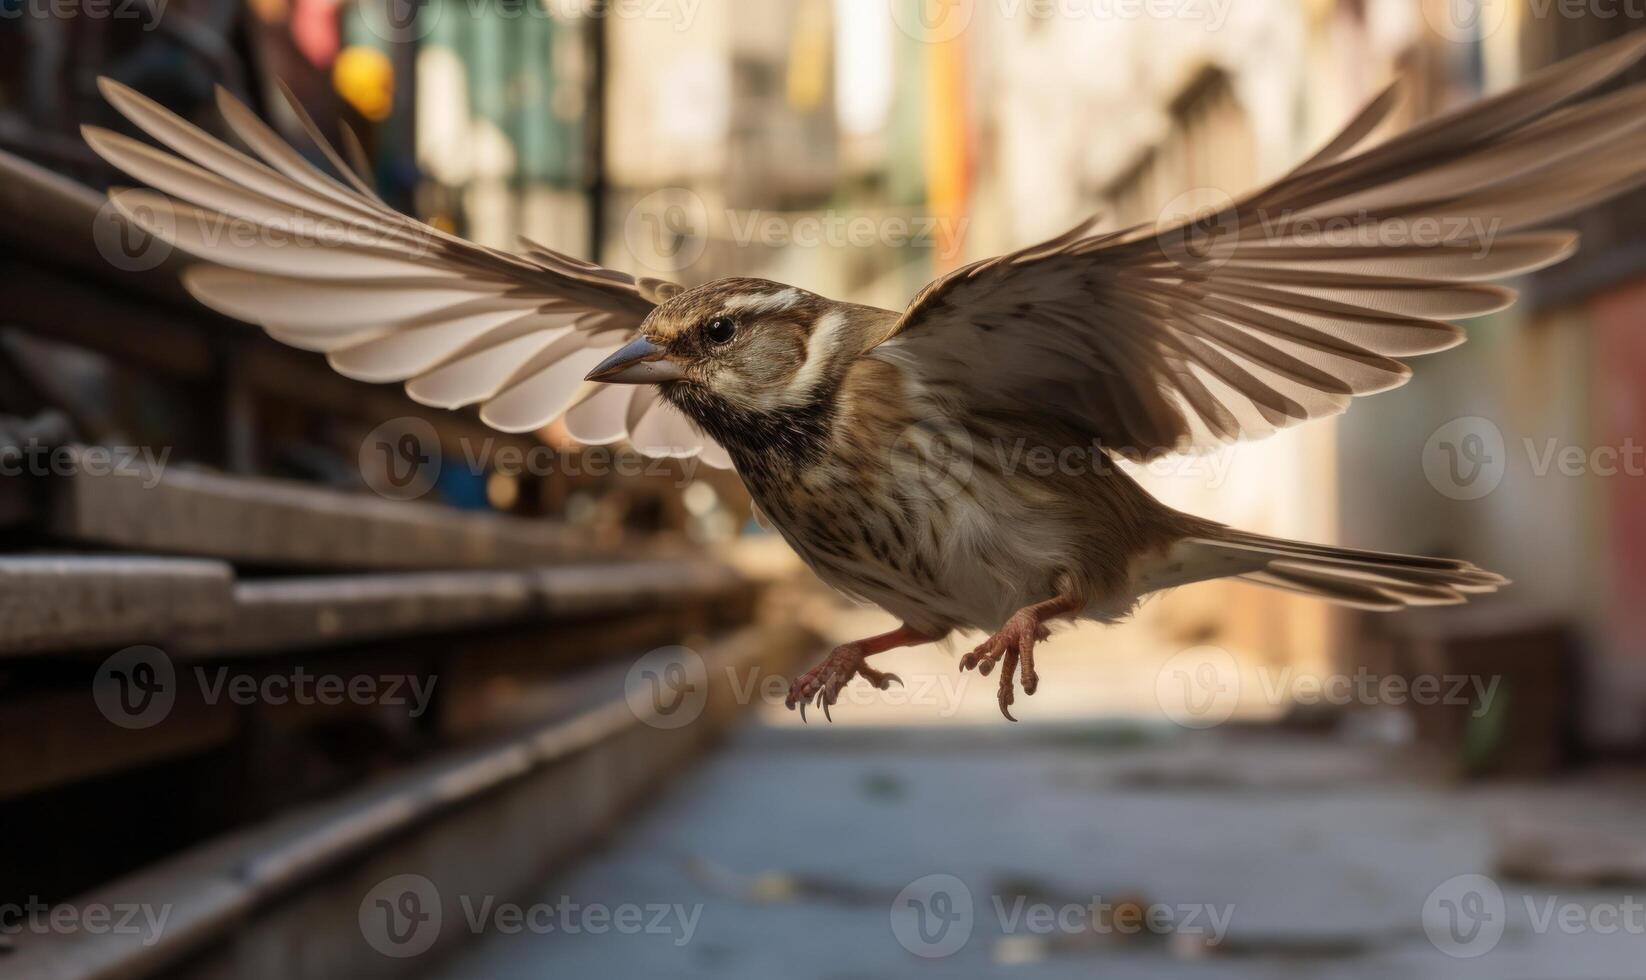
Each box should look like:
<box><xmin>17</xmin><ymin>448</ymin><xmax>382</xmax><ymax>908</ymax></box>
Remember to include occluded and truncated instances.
<box><xmin>960</xmin><ymin>586</ymin><xmax>1084</xmax><ymax>721</ymax></box>
<box><xmin>785</xmin><ymin>624</ymin><xmax>938</xmax><ymax>722</ymax></box>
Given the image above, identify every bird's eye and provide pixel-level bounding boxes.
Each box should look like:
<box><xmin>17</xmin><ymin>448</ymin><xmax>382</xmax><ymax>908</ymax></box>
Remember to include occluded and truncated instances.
<box><xmin>703</xmin><ymin>316</ymin><xmax>737</xmax><ymax>345</ymax></box>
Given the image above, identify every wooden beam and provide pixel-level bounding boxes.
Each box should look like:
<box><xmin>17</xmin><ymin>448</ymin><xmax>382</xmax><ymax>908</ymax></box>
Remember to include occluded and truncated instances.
<box><xmin>529</xmin><ymin>558</ymin><xmax>746</xmax><ymax>616</ymax></box>
<box><xmin>0</xmin><ymin>263</ymin><xmax>216</xmax><ymax>379</ymax></box>
<box><xmin>189</xmin><ymin>572</ymin><xmax>538</xmax><ymax>657</ymax></box>
<box><xmin>0</xmin><ymin>554</ymin><xmax>745</xmax><ymax>659</ymax></box>
<box><xmin>177</xmin><ymin>558</ymin><xmax>747</xmax><ymax>657</ymax></box>
<box><xmin>45</xmin><ymin>449</ymin><xmax>588</xmax><ymax>570</ymax></box>
<box><xmin>0</xmin><ymin>146</ymin><xmax>197</xmax><ymax>306</ymax></box>
<box><xmin>0</xmin><ymin>554</ymin><xmax>755</xmax><ymax>798</ymax></box>
<box><xmin>0</xmin><ymin>680</ymin><xmax>239</xmax><ymax>800</ymax></box>
<box><xmin>0</xmin><ymin>556</ymin><xmax>234</xmax><ymax>657</ymax></box>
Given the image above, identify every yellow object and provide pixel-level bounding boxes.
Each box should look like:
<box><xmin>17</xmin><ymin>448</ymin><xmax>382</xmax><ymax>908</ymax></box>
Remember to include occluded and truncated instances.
<box><xmin>923</xmin><ymin>33</ymin><xmax>968</xmax><ymax>269</ymax></box>
<box><xmin>784</xmin><ymin>0</ymin><xmax>830</xmax><ymax>112</ymax></box>
<box><xmin>333</xmin><ymin>45</ymin><xmax>394</xmax><ymax>122</ymax></box>
<box><xmin>485</xmin><ymin>470</ymin><xmax>520</xmax><ymax>511</ymax></box>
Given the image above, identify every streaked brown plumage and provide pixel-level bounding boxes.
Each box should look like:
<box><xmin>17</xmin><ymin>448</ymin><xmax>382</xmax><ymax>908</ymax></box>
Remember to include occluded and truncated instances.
<box><xmin>74</xmin><ymin>34</ymin><xmax>1646</xmax><ymax>718</ymax></box>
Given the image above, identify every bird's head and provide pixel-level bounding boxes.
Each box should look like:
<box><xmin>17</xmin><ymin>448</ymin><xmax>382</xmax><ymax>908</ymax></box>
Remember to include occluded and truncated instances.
<box><xmin>585</xmin><ymin>277</ymin><xmax>884</xmax><ymax>418</ymax></box>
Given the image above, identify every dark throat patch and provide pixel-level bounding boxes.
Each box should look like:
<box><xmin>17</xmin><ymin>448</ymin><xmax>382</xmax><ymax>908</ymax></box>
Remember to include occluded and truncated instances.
<box><xmin>662</xmin><ymin>383</ymin><xmax>837</xmax><ymax>483</ymax></box>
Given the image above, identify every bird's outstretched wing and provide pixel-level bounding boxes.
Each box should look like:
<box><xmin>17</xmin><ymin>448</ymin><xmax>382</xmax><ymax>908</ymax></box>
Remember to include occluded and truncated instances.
<box><xmin>85</xmin><ymin>78</ymin><xmax>730</xmax><ymax>466</ymax></box>
<box><xmin>876</xmin><ymin>33</ymin><xmax>1646</xmax><ymax>459</ymax></box>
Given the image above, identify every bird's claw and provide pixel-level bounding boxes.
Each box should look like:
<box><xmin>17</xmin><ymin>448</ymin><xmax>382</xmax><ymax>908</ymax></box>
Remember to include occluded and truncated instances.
<box><xmin>785</xmin><ymin>645</ymin><xmax>900</xmax><ymax>722</ymax></box>
<box><xmin>960</xmin><ymin>612</ymin><xmax>1051</xmax><ymax>721</ymax></box>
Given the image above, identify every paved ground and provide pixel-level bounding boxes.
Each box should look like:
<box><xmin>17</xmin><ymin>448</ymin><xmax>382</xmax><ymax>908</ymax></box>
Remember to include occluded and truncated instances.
<box><xmin>425</xmin><ymin>721</ymin><xmax>1646</xmax><ymax>979</ymax></box>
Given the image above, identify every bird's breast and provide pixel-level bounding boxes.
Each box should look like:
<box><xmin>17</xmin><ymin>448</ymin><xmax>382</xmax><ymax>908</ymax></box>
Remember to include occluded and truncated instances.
<box><xmin>743</xmin><ymin>446</ymin><xmax>1076</xmax><ymax>634</ymax></box>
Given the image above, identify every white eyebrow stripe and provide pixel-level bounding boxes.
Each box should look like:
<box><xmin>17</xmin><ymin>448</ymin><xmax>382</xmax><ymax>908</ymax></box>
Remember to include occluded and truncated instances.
<box><xmin>722</xmin><ymin>287</ymin><xmax>802</xmax><ymax>315</ymax></box>
<box><xmin>789</xmin><ymin>308</ymin><xmax>849</xmax><ymax>397</ymax></box>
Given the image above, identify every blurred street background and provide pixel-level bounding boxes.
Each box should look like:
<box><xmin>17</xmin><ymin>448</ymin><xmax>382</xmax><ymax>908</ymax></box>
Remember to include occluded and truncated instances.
<box><xmin>3</xmin><ymin>0</ymin><xmax>1646</xmax><ymax>977</ymax></box>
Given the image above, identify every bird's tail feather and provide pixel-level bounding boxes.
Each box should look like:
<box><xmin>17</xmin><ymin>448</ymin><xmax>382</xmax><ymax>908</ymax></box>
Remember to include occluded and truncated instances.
<box><xmin>1180</xmin><ymin>530</ymin><xmax>1507</xmax><ymax>612</ymax></box>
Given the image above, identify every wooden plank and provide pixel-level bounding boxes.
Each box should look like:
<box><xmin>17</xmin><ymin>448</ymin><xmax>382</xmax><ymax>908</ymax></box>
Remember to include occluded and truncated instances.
<box><xmin>0</xmin><ymin>678</ymin><xmax>239</xmax><ymax>800</ymax></box>
<box><xmin>186</xmin><ymin>572</ymin><xmax>538</xmax><ymax>657</ymax></box>
<box><xmin>177</xmin><ymin>559</ymin><xmax>749</xmax><ymax>657</ymax></box>
<box><xmin>46</xmin><ymin>450</ymin><xmax>588</xmax><ymax>570</ymax></box>
<box><xmin>0</xmin><ymin>556</ymin><xmax>234</xmax><ymax>656</ymax></box>
<box><xmin>0</xmin><ymin>623</ymin><xmax>813</xmax><ymax>980</ymax></box>
<box><xmin>0</xmin><ymin>556</ymin><xmax>745</xmax><ymax>660</ymax></box>
<box><xmin>531</xmin><ymin>557</ymin><xmax>747</xmax><ymax>616</ymax></box>
<box><xmin>436</xmin><ymin>587</ymin><xmax>758</xmax><ymax>739</ymax></box>
<box><xmin>0</xmin><ymin>264</ymin><xmax>216</xmax><ymax>380</ymax></box>
<box><xmin>0</xmin><ymin>556</ymin><xmax>754</xmax><ymax>797</ymax></box>
<box><xmin>0</xmin><ymin>147</ymin><xmax>198</xmax><ymax>307</ymax></box>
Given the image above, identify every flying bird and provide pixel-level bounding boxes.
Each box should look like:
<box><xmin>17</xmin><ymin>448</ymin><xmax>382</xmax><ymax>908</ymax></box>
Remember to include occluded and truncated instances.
<box><xmin>81</xmin><ymin>33</ymin><xmax>1646</xmax><ymax>719</ymax></box>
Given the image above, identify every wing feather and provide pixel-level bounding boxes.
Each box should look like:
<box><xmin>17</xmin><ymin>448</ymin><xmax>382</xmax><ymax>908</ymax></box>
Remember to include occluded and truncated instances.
<box><xmin>877</xmin><ymin>34</ymin><xmax>1646</xmax><ymax>457</ymax></box>
<box><xmin>408</xmin><ymin>331</ymin><xmax>585</xmax><ymax>410</ymax></box>
<box><xmin>85</xmin><ymin>78</ymin><xmax>731</xmax><ymax>466</ymax></box>
<box><xmin>564</xmin><ymin>382</ymin><xmax>635</xmax><ymax>445</ymax></box>
<box><xmin>479</xmin><ymin>343</ymin><xmax>621</xmax><ymax>433</ymax></box>
<box><xmin>328</xmin><ymin>312</ymin><xmax>584</xmax><ymax>382</ymax></box>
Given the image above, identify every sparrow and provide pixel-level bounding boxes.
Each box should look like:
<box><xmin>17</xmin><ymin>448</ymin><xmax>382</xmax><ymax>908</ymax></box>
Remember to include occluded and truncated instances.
<box><xmin>75</xmin><ymin>33</ymin><xmax>1646</xmax><ymax>720</ymax></box>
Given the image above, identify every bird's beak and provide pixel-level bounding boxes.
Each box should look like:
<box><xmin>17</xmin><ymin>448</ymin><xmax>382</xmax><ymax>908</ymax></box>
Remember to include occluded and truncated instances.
<box><xmin>585</xmin><ymin>337</ymin><xmax>685</xmax><ymax>384</ymax></box>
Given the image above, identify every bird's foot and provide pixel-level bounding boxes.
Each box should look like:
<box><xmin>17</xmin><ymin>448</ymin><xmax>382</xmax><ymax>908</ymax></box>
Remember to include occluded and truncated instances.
<box><xmin>785</xmin><ymin>642</ymin><xmax>902</xmax><ymax>722</ymax></box>
<box><xmin>959</xmin><ymin>610</ymin><xmax>1051</xmax><ymax>721</ymax></box>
